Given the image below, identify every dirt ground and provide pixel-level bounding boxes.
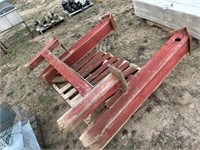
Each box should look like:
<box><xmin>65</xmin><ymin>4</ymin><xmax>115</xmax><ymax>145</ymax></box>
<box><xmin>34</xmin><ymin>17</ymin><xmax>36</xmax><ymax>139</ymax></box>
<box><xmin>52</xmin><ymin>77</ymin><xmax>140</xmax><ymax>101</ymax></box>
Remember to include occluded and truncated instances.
<box><xmin>0</xmin><ymin>0</ymin><xmax>200</xmax><ymax>149</ymax></box>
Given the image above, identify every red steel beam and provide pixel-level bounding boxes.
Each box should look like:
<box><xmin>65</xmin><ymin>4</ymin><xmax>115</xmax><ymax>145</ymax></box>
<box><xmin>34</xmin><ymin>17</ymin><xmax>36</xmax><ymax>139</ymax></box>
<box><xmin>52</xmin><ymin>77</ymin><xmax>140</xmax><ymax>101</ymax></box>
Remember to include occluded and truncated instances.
<box><xmin>106</xmin><ymin>66</ymin><xmax>138</xmax><ymax>109</ymax></box>
<box><xmin>40</xmin><ymin>14</ymin><xmax>117</xmax><ymax>84</ymax></box>
<box><xmin>57</xmin><ymin>73</ymin><xmax>122</xmax><ymax>133</ymax></box>
<box><xmin>42</xmin><ymin>50</ymin><xmax>92</xmax><ymax>96</ymax></box>
<box><xmin>57</xmin><ymin>64</ymin><xmax>128</xmax><ymax>133</ymax></box>
<box><xmin>25</xmin><ymin>38</ymin><xmax>60</xmax><ymax>70</ymax></box>
<box><xmin>79</xmin><ymin>28</ymin><xmax>191</xmax><ymax>150</ymax></box>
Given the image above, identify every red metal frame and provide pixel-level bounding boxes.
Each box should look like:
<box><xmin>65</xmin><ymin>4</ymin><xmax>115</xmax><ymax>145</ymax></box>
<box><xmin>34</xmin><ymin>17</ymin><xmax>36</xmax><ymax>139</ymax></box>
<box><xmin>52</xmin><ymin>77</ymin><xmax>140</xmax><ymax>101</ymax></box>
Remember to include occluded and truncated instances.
<box><xmin>79</xmin><ymin>28</ymin><xmax>191</xmax><ymax>149</ymax></box>
<box><xmin>26</xmin><ymin>14</ymin><xmax>116</xmax><ymax>84</ymax></box>
<box><xmin>25</xmin><ymin>38</ymin><xmax>60</xmax><ymax>70</ymax></box>
<box><xmin>41</xmin><ymin>14</ymin><xmax>116</xmax><ymax>84</ymax></box>
<box><xmin>26</xmin><ymin>13</ymin><xmax>191</xmax><ymax>149</ymax></box>
<box><xmin>57</xmin><ymin>73</ymin><xmax>123</xmax><ymax>133</ymax></box>
<box><xmin>25</xmin><ymin>14</ymin><xmax>116</xmax><ymax>96</ymax></box>
<box><xmin>42</xmin><ymin>50</ymin><xmax>92</xmax><ymax>96</ymax></box>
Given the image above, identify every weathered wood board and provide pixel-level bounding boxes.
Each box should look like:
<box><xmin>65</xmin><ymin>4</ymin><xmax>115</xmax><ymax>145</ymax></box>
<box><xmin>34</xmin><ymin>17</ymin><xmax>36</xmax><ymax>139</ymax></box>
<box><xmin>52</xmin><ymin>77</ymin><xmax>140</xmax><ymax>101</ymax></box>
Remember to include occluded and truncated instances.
<box><xmin>134</xmin><ymin>0</ymin><xmax>200</xmax><ymax>40</ymax></box>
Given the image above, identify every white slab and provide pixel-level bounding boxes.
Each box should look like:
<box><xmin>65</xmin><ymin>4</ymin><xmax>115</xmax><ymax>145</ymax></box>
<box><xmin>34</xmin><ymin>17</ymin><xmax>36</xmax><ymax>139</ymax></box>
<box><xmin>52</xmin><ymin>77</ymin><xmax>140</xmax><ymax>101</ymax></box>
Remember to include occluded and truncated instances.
<box><xmin>134</xmin><ymin>0</ymin><xmax>200</xmax><ymax>40</ymax></box>
<box><xmin>2</xmin><ymin>121</ymin><xmax>24</xmax><ymax>150</ymax></box>
<box><xmin>1</xmin><ymin>121</ymin><xmax>40</xmax><ymax>150</ymax></box>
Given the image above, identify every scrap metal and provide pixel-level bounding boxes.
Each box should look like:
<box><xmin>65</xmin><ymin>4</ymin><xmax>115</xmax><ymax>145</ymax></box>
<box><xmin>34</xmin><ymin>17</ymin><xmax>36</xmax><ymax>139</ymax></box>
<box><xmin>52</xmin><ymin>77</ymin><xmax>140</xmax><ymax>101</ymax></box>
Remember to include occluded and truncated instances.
<box><xmin>26</xmin><ymin>13</ymin><xmax>191</xmax><ymax>149</ymax></box>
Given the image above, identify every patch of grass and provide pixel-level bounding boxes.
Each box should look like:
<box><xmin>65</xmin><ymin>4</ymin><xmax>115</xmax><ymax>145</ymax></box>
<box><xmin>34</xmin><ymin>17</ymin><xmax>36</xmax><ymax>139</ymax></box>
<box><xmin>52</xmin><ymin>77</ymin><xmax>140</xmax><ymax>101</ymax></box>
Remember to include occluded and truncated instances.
<box><xmin>20</xmin><ymin>84</ymin><xmax>25</xmax><ymax>90</ymax></box>
<box><xmin>0</xmin><ymin>29</ymin><xmax>33</xmax><ymax>66</ymax></box>
<box><xmin>72</xmin><ymin>139</ymin><xmax>78</xmax><ymax>145</ymax></box>
<box><xmin>137</xmin><ymin>46</ymin><xmax>146</xmax><ymax>56</ymax></box>
<box><xmin>6</xmin><ymin>91</ymin><xmax>14</xmax><ymax>96</ymax></box>
<box><xmin>52</xmin><ymin>105</ymin><xmax>60</xmax><ymax>112</ymax></box>
<box><xmin>64</xmin><ymin>144</ymin><xmax>70</xmax><ymax>149</ymax></box>
<box><xmin>131</xmin><ymin>130</ymin><xmax>137</xmax><ymax>136</ymax></box>
<box><xmin>37</xmin><ymin>94</ymin><xmax>57</xmax><ymax>104</ymax></box>
<box><xmin>26</xmin><ymin>92</ymin><xmax>32</xmax><ymax>97</ymax></box>
<box><xmin>145</xmin><ymin>105</ymin><xmax>153</xmax><ymax>113</ymax></box>
<box><xmin>32</xmin><ymin>89</ymin><xmax>36</xmax><ymax>93</ymax></box>
<box><xmin>122</xmin><ymin>129</ymin><xmax>129</xmax><ymax>136</ymax></box>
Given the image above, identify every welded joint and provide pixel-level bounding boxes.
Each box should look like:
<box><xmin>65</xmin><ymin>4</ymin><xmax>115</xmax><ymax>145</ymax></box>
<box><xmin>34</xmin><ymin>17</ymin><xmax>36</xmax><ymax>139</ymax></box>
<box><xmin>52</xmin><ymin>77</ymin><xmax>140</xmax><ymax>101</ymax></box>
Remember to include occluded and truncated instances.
<box><xmin>102</xmin><ymin>13</ymin><xmax>117</xmax><ymax>31</ymax></box>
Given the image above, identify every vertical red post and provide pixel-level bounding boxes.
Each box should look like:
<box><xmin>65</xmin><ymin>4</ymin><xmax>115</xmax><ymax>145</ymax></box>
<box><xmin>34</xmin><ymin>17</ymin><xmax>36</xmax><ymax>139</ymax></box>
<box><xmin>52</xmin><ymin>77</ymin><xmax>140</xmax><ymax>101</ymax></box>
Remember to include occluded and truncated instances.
<box><xmin>25</xmin><ymin>38</ymin><xmax>60</xmax><ymax>70</ymax></box>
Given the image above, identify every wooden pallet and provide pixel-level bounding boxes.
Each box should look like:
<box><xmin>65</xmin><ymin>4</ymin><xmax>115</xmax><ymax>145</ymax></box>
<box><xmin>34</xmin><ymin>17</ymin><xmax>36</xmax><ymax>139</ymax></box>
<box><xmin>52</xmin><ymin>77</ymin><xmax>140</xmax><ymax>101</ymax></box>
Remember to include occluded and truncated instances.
<box><xmin>63</xmin><ymin>2</ymin><xmax>93</xmax><ymax>16</ymax></box>
<box><xmin>51</xmin><ymin>50</ymin><xmax>139</xmax><ymax>108</ymax></box>
<box><xmin>35</xmin><ymin>16</ymin><xmax>64</xmax><ymax>34</ymax></box>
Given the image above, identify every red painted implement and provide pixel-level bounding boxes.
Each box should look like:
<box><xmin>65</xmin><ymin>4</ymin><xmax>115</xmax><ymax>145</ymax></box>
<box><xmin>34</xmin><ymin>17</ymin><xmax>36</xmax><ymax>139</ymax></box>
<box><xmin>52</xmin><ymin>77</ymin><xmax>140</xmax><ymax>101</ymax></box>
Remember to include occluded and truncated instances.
<box><xmin>26</xmin><ymin>13</ymin><xmax>191</xmax><ymax>149</ymax></box>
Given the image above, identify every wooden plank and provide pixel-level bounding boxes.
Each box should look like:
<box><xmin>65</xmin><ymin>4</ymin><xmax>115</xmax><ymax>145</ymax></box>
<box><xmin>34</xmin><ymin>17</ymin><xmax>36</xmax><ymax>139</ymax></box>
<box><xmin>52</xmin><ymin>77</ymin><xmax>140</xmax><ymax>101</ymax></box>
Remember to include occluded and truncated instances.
<box><xmin>63</xmin><ymin>88</ymin><xmax>78</xmax><ymax>100</ymax></box>
<box><xmin>122</xmin><ymin>66</ymin><xmax>138</xmax><ymax>78</ymax></box>
<box><xmin>66</xmin><ymin>100</ymin><xmax>75</xmax><ymax>107</ymax></box>
<box><xmin>52</xmin><ymin>84</ymin><xmax>62</xmax><ymax>93</ymax></box>
<box><xmin>81</xmin><ymin>54</ymin><xmax>111</xmax><ymax>78</ymax></box>
<box><xmin>146</xmin><ymin>20</ymin><xmax>171</xmax><ymax>31</ymax></box>
<box><xmin>57</xmin><ymin>74</ymin><xmax>122</xmax><ymax>133</ymax></box>
<box><xmin>105</xmin><ymin>89</ymin><xmax>124</xmax><ymax>109</ymax></box>
<box><xmin>42</xmin><ymin>50</ymin><xmax>92</xmax><ymax>96</ymax></box>
<box><xmin>59</xmin><ymin>83</ymin><xmax>72</xmax><ymax>94</ymax></box>
<box><xmin>79</xmin><ymin>28</ymin><xmax>191</xmax><ymax>150</ymax></box>
<box><xmin>105</xmin><ymin>66</ymin><xmax>138</xmax><ymax>109</ymax></box>
<box><xmin>72</xmin><ymin>51</ymin><xmax>97</xmax><ymax>71</ymax></box>
<box><xmin>52</xmin><ymin>76</ymin><xmax>67</xmax><ymax>84</ymax></box>
<box><xmin>91</xmin><ymin>60</ymin><xmax>129</xmax><ymax>85</ymax></box>
<box><xmin>91</xmin><ymin>58</ymin><xmax>125</xmax><ymax>85</ymax></box>
<box><xmin>134</xmin><ymin>0</ymin><xmax>200</xmax><ymax>40</ymax></box>
<box><xmin>77</xmin><ymin>52</ymin><xmax>104</xmax><ymax>74</ymax></box>
<box><xmin>68</xmin><ymin>94</ymin><xmax>83</xmax><ymax>107</ymax></box>
<box><xmin>117</xmin><ymin>61</ymin><xmax>130</xmax><ymax>71</ymax></box>
<box><xmin>87</xmin><ymin>56</ymin><xmax>118</xmax><ymax>82</ymax></box>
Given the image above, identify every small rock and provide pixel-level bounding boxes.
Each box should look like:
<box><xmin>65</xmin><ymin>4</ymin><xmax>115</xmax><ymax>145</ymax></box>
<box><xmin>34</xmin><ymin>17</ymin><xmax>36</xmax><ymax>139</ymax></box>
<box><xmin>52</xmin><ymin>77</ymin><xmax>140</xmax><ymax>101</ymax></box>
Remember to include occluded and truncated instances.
<box><xmin>188</xmin><ymin>103</ymin><xmax>195</xmax><ymax>109</ymax></box>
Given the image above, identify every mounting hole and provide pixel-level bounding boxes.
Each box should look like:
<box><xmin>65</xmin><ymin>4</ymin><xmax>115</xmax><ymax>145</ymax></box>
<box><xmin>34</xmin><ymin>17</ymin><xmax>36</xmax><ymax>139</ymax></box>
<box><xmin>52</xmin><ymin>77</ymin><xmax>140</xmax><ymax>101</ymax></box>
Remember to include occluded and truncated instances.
<box><xmin>175</xmin><ymin>37</ymin><xmax>181</xmax><ymax>42</ymax></box>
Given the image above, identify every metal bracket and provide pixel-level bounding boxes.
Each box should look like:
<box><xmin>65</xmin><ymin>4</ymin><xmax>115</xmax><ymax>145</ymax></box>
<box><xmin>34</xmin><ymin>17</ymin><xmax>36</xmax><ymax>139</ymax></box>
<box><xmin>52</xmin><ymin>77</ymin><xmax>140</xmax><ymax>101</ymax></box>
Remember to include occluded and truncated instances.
<box><xmin>108</xmin><ymin>64</ymin><xmax>127</xmax><ymax>92</ymax></box>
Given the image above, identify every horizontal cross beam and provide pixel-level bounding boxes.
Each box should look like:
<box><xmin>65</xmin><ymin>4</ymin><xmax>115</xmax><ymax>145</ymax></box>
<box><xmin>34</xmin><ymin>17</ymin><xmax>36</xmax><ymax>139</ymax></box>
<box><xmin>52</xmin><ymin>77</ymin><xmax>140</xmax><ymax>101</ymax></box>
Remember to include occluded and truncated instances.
<box><xmin>42</xmin><ymin>50</ymin><xmax>92</xmax><ymax>96</ymax></box>
<box><xmin>25</xmin><ymin>38</ymin><xmax>60</xmax><ymax>70</ymax></box>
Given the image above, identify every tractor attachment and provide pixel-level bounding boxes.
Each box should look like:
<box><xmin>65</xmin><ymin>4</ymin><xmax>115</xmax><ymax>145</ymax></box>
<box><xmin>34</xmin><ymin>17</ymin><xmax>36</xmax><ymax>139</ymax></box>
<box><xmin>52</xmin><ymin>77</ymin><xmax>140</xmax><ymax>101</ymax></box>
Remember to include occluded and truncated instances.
<box><xmin>26</xmin><ymin>13</ymin><xmax>191</xmax><ymax>149</ymax></box>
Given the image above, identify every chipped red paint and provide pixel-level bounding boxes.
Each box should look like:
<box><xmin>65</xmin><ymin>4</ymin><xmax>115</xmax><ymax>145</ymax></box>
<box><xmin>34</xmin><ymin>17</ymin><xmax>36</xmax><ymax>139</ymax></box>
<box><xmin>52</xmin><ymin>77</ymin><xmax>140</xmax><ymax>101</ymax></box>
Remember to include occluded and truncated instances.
<box><xmin>26</xmin><ymin>14</ymin><xmax>191</xmax><ymax>150</ymax></box>
<box><xmin>25</xmin><ymin>38</ymin><xmax>60</xmax><ymax>70</ymax></box>
<box><xmin>41</xmin><ymin>14</ymin><xmax>117</xmax><ymax>84</ymax></box>
<box><xmin>42</xmin><ymin>50</ymin><xmax>92</xmax><ymax>96</ymax></box>
<box><xmin>79</xmin><ymin>28</ymin><xmax>191</xmax><ymax>150</ymax></box>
